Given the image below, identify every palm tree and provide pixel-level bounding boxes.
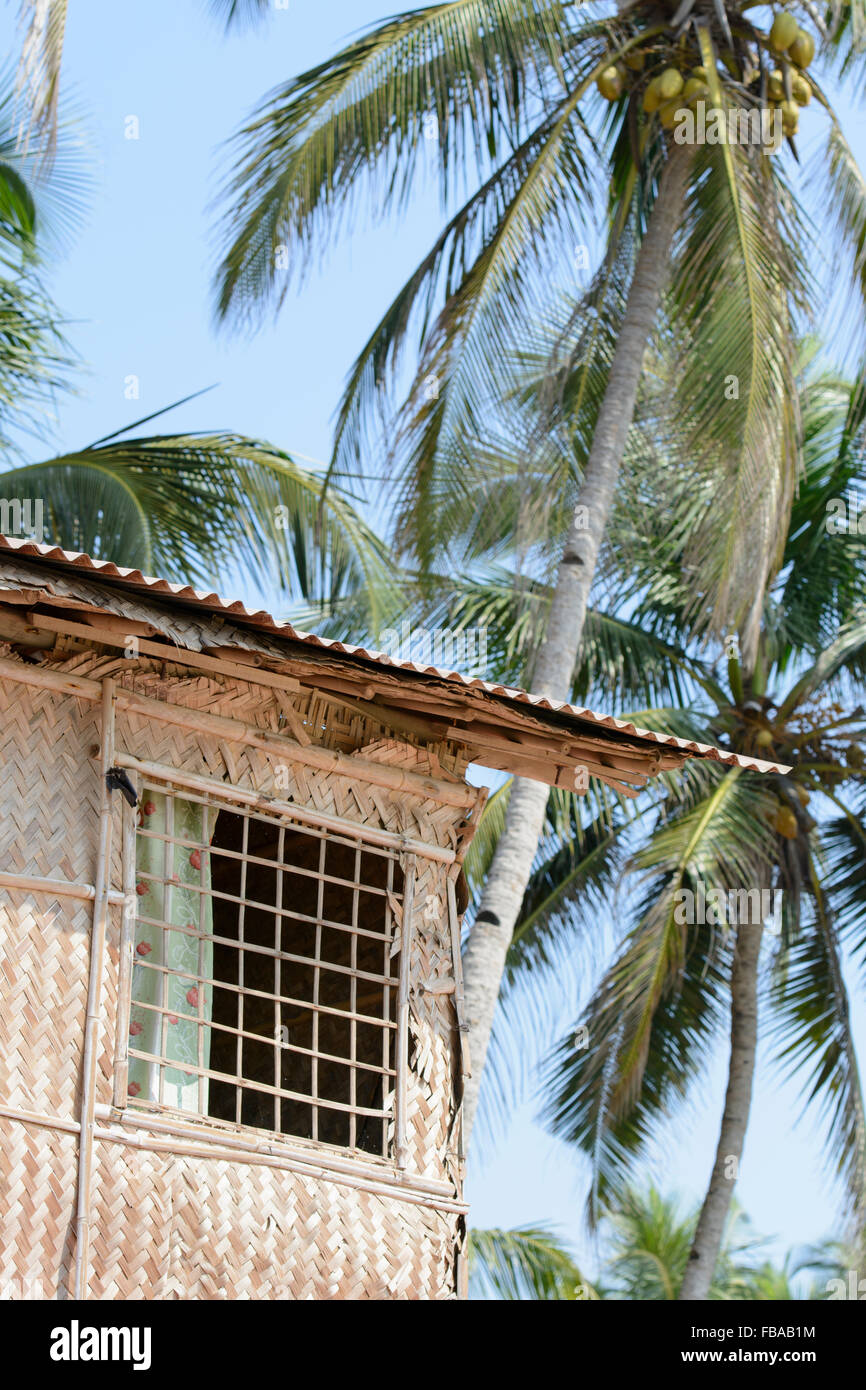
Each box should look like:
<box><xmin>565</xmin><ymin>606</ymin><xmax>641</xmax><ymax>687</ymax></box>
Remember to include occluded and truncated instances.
<box><xmin>536</xmin><ymin>353</ymin><xmax>866</xmax><ymax>1299</ymax></box>
<box><xmin>208</xmin><ymin>1</ymin><xmax>866</xmax><ymax>1148</ymax></box>
<box><xmin>309</xmin><ymin>348</ymin><xmax>866</xmax><ymax>1300</ymax></box>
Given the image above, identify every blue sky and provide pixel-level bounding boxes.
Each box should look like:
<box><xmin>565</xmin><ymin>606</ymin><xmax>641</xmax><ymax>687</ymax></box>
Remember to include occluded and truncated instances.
<box><xmin>5</xmin><ymin>0</ymin><xmax>865</xmax><ymax>1281</ymax></box>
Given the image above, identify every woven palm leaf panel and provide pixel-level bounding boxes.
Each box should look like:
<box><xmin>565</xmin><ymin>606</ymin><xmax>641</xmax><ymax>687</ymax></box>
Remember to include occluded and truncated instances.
<box><xmin>0</xmin><ymin>642</ymin><xmax>471</xmax><ymax>1300</ymax></box>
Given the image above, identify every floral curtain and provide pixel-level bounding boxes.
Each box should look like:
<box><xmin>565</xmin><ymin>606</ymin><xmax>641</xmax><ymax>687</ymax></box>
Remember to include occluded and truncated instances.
<box><xmin>128</xmin><ymin>792</ymin><xmax>214</xmax><ymax>1115</ymax></box>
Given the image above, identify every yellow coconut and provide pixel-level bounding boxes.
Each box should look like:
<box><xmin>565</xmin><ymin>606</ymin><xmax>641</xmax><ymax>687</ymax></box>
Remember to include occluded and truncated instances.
<box><xmin>774</xmin><ymin>806</ymin><xmax>799</xmax><ymax>838</ymax></box>
<box><xmin>683</xmin><ymin>77</ymin><xmax>708</xmax><ymax>101</ymax></box>
<box><xmin>658</xmin><ymin>96</ymin><xmax>684</xmax><ymax>129</ymax></box>
<box><xmin>642</xmin><ymin>76</ymin><xmax>663</xmax><ymax>112</ymax></box>
<box><xmin>597</xmin><ymin>66</ymin><xmax>623</xmax><ymax>100</ymax></box>
<box><xmin>781</xmin><ymin>98</ymin><xmax>799</xmax><ymax>134</ymax></box>
<box><xmin>791</xmin><ymin>72</ymin><xmax>811</xmax><ymax>104</ymax></box>
<box><xmin>691</xmin><ymin>65</ymin><xmax>709</xmax><ymax>80</ymax></box>
<box><xmin>767</xmin><ymin>68</ymin><xmax>785</xmax><ymax>101</ymax></box>
<box><xmin>795</xmin><ymin>786</ymin><xmax>811</xmax><ymax>807</ymax></box>
<box><xmin>658</xmin><ymin>67</ymin><xmax>684</xmax><ymax>100</ymax></box>
<box><xmin>756</xmin><ymin>729</ymin><xmax>774</xmax><ymax>749</ymax></box>
<box><xmin>623</xmin><ymin>50</ymin><xmax>646</xmax><ymax>71</ymax></box>
<box><xmin>788</xmin><ymin>29</ymin><xmax>815</xmax><ymax>67</ymax></box>
<box><xmin>770</xmin><ymin>11</ymin><xmax>799</xmax><ymax>51</ymax></box>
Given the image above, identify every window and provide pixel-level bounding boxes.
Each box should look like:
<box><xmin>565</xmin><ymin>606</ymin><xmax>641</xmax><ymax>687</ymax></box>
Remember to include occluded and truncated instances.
<box><xmin>126</xmin><ymin>781</ymin><xmax>403</xmax><ymax>1158</ymax></box>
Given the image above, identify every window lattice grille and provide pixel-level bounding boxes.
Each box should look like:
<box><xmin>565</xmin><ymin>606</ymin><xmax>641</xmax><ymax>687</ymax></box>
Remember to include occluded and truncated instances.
<box><xmin>127</xmin><ymin>781</ymin><xmax>403</xmax><ymax>1158</ymax></box>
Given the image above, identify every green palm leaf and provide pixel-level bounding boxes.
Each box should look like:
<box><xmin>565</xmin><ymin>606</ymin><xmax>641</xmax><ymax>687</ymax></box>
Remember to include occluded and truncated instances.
<box><xmin>0</xmin><ymin>429</ymin><xmax>399</xmax><ymax>611</ymax></box>
<box><xmin>767</xmin><ymin>846</ymin><xmax>866</xmax><ymax>1221</ymax></box>
<box><xmin>214</xmin><ymin>1</ymin><xmax>582</xmax><ymax>323</ymax></box>
<box><xmin>468</xmin><ymin>1224</ymin><xmax>588</xmax><ymax>1299</ymax></box>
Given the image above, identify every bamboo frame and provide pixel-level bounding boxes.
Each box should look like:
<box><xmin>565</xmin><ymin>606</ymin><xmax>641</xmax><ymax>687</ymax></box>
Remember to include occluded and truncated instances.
<box><xmin>0</xmin><ymin>1104</ymin><xmax>464</xmax><ymax>1211</ymax></box>
<box><xmin>446</xmin><ymin>875</ymin><xmax>471</xmax><ymax>1086</ymax></box>
<box><xmin>111</xmin><ymin>796</ymin><xmax>138</xmax><ymax>1108</ymax></box>
<box><xmin>123</xmin><ymin>782</ymin><xmax>403</xmax><ymax>1158</ymax></box>
<box><xmin>92</xmin><ymin>1117</ymin><xmax>468</xmax><ymax>1214</ymax></box>
<box><xmin>73</xmin><ymin>677</ymin><xmax>116</xmax><ymax>1300</ymax></box>
<box><xmin>393</xmin><ymin>854</ymin><xmax>417</xmax><ymax>1170</ymax></box>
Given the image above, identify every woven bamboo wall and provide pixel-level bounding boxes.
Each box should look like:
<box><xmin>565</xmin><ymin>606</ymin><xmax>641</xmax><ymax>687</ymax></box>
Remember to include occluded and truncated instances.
<box><xmin>0</xmin><ymin>645</ymin><xmax>469</xmax><ymax>1299</ymax></box>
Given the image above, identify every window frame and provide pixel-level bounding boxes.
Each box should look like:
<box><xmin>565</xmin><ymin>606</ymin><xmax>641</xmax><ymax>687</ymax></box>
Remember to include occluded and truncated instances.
<box><xmin>115</xmin><ymin>769</ymin><xmax>418</xmax><ymax>1168</ymax></box>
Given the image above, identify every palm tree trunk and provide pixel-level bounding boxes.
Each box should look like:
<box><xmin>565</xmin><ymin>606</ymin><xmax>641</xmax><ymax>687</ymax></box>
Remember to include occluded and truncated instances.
<box><xmin>461</xmin><ymin>146</ymin><xmax>692</xmax><ymax>1146</ymax></box>
<box><xmin>678</xmin><ymin>919</ymin><xmax>762</xmax><ymax>1301</ymax></box>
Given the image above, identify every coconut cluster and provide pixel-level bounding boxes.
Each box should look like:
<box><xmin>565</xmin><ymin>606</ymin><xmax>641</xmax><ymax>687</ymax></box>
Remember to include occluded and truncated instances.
<box><xmin>594</xmin><ymin>7</ymin><xmax>816</xmax><ymax>143</ymax></box>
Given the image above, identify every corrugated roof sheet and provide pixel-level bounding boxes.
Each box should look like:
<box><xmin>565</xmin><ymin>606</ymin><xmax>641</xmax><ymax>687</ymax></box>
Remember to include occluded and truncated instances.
<box><xmin>0</xmin><ymin>536</ymin><xmax>790</xmax><ymax>774</ymax></box>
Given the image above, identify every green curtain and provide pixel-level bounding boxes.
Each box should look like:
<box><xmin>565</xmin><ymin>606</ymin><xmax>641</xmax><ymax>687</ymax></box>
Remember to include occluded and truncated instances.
<box><xmin>128</xmin><ymin>792</ymin><xmax>214</xmax><ymax>1114</ymax></box>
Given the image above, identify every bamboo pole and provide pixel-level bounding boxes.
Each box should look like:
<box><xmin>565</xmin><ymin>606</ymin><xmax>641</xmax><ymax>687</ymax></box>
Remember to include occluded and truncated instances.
<box><xmin>116</xmin><ymin>752</ymin><xmax>457</xmax><ymax>865</ymax></box>
<box><xmin>112</xmin><ymin>795</ymin><xmax>138</xmax><ymax>1108</ymax></box>
<box><xmin>0</xmin><ymin>1103</ymin><xmax>80</xmax><ymax>1135</ymax></box>
<box><xmin>92</xmin><ymin>1120</ymin><xmax>468</xmax><ymax>1215</ymax></box>
<box><xmin>73</xmin><ymin>677</ymin><xmax>116</xmax><ymax>1300</ymax></box>
<box><xmin>0</xmin><ymin>871</ymin><xmax>124</xmax><ymax>904</ymax></box>
<box><xmin>0</xmin><ymin>1100</ymin><xmax>460</xmax><ymax>1205</ymax></box>
<box><xmin>446</xmin><ymin>876</ymin><xmax>471</xmax><ymax>1086</ymax></box>
<box><xmin>394</xmin><ymin>855</ymin><xmax>417</xmax><ymax>1170</ymax></box>
<box><xmin>93</xmin><ymin>1105</ymin><xmax>458</xmax><ymax>1202</ymax></box>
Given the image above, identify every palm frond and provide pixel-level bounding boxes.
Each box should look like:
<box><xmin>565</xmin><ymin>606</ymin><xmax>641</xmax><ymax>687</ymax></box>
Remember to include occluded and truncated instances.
<box><xmin>207</xmin><ymin>0</ymin><xmax>271</xmax><ymax>29</ymax></box>
<box><xmin>0</xmin><ymin>431</ymin><xmax>400</xmax><ymax>612</ymax></box>
<box><xmin>214</xmin><ymin>0</ymin><xmax>583</xmax><ymax>325</ymax></box>
<box><xmin>664</xmin><ymin>38</ymin><xmax>805</xmax><ymax>662</ymax></box>
<box><xmin>13</xmin><ymin>0</ymin><xmax>69</xmax><ymax>155</ymax></box>
<box><xmin>776</xmin><ymin>612</ymin><xmax>866</xmax><ymax>718</ymax></box>
<box><xmin>0</xmin><ymin>68</ymin><xmax>90</xmax><ymax>259</ymax></box>
<box><xmin>542</xmin><ymin>768</ymin><xmax>775</xmax><ymax>1218</ymax></box>
<box><xmin>767</xmin><ymin>848</ymin><xmax>866</xmax><ymax>1222</ymax></box>
<box><xmin>820</xmin><ymin>115</ymin><xmax>866</xmax><ymax>337</ymax></box>
<box><xmin>0</xmin><ymin>269</ymin><xmax>72</xmax><ymax>447</ymax></box>
<box><xmin>821</xmin><ymin>809</ymin><xmax>866</xmax><ymax>986</ymax></box>
<box><xmin>468</xmin><ymin>1224</ymin><xmax>588</xmax><ymax>1300</ymax></box>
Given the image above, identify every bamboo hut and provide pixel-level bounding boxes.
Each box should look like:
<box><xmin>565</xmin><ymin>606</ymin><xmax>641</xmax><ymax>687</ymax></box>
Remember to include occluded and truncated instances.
<box><xmin>0</xmin><ymin>538</ymin><xmax>785</xmax><ymax>1300</ymax></box>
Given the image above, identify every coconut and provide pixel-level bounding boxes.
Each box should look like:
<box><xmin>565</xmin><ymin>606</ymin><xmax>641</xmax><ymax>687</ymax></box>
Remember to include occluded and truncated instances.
<box><xmin>768</xmin><ymin>68</ymin><xmax>785</xmax><ymax>101</ymax></box>
<box><xmin>774</xmin><ymin>806</ymin><xmax>799</xmax><ymax>838</ymax></box>
<box><xmin>691</xmin><ymin>65</ymin><xmax>709</xmax><ymax>79</ymax></box>
<box><xmin>781</xmin><ymin>98</ymin><xmax>799</xmax><ymax>134</ymax></box>
<box><xmin>642</xmin><ymin>76</ymin><xmax>663</xmax><ymax>112</ymax></box>
<box><xmin>623</xmin><ymin>51</ymin><xmax>646</xmax><ymax>71</ymax></box>
<box><xmin>770</xmin><ymin>11</ymin><xmax>799</xmax><ymax>51</ymax></box>
<box><xmin>755</xmin><ymin>729</ymin><xmax>774</xmax><ymax>748</ymax></box>
<box><xmin>683</xmin><ymin>77</ymin><xmax>708</xmax><ymax>101</ymax></box>
<box><xmin>791</xmin><ymin>72</ymin><xmax>811</xmax><ymax>104</ymax></box>
<box><xmin>658</xmin><ymin>96</ymin><xmax>685</xmax><ymax>129</ymax></box>
<box><xmin>658</xmin><ymin>67</ymin><xmax>684</xmax><ymax>100</ymax></box>
<box><xmin>597</xmin><ymin>66</ymin><xmax>623</xmax><ymax>100</ymax></box>
<box><xmin>788</xmin><ymin>30</ymin><xmax>815</xmax><ymax>67</ymax></box>
<box><xmin>795</xmin><ymin>786</ymin><xmax>811</xmax><ymax>807</ymax></box>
